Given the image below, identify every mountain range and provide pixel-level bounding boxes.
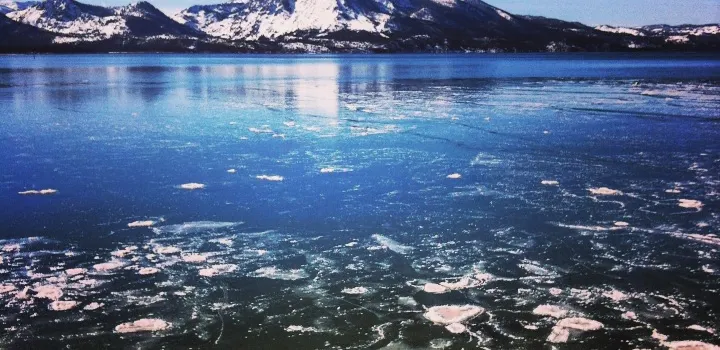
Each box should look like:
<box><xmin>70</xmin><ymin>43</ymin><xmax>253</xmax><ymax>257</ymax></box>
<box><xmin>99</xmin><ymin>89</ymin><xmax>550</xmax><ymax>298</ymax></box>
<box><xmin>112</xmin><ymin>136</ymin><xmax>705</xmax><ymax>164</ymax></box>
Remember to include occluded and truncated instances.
<box><xmin>0</xmin><ymin>0</ymin><xmax>718</xmax><ymax>53</ymax></box>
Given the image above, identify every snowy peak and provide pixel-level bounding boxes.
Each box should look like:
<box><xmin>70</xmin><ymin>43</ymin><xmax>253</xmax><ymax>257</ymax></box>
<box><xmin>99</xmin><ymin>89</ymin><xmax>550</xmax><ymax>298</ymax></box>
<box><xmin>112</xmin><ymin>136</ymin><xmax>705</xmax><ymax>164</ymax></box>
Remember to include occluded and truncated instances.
<box><xmin>595</xmin><ymin>23</ymin><xmax>720</xmax><ymax>43</ymax></box>
<box><xmin>0</xmin><ymin>0</ymin><xmax>36</xmax><ymax>14</ymax></box>
<box><xmin>172</xmin><ymin>0</ymin><xmax>521</xmax><ymax>41</ymax></box>
<box><xmin>173</xmin><ymin>0</ymin><xmax>390</xmax><ymax>40</ymax></box>
<box><xmin>34</xmin><ymin>0</ymin><xmax>112</xmax><ymax>19</ymax></box>
<box><xmin>1</xmin><ymin>0</ymin><xmax>719</xmax><ymax>52</ymax></box>
<box><xmin>8</xmin><ymin>0</ymin><xmax>201</xmax><ymax>41</ymax></box>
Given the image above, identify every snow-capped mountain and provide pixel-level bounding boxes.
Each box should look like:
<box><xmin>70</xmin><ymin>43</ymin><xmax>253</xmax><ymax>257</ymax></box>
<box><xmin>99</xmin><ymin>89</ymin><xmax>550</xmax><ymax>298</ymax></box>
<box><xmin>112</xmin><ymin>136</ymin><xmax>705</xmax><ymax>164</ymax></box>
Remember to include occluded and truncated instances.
<box><xmin>0</xmin><ymin>0</ymin><xmax>718</xmax><ymax>52</ymax></box>
<box><xmin>8</xmin><ymin>0</ymin><xmax>201</xmax><ymax>41</ymax></box>
<box><xmin>0</xmin><ymin>0</ymin><xmax>35</xmax><ymax>14</ymax></box>
<box><xmin>172</xmin><ymin>0</ymin><xmax>532</xmax><ymax>41</ymax></box>
<box><xmin>596</xmin><ymin>24</ymin><xmax>719</xmax><ymax>43</ymax></box>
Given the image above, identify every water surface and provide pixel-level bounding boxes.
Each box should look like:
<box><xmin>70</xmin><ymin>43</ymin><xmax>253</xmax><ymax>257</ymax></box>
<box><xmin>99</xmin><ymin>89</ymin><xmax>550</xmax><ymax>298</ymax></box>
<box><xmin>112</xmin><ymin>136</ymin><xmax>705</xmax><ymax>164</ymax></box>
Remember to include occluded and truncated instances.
<box><xmin>1</xmin><ymin>53</ymin><xmax>719</xmax><ymax>349</ymax></box>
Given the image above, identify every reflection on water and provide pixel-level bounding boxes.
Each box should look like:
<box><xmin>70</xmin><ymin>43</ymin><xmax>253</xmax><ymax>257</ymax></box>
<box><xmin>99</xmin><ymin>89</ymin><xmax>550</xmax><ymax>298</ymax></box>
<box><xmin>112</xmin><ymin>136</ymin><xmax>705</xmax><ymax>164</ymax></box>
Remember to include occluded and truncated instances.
<box><xmin>0</xmin><ymin>54</ymin><xmax>719</xmax><ymax>349</ymax></box>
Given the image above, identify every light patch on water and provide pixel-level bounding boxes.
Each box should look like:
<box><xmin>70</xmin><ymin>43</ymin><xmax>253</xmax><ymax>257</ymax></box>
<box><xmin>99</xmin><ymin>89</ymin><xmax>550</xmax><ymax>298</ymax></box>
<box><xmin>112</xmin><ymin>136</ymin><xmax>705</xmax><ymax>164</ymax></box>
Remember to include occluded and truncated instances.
<box><xmin>341</xmin><ymin>287</ymin><xmax>369</xmax><ymax>295</ymax></box>
<box><xmin>151</xmin><ymin>221</ymin><xmax>241</xmax><ymax>235</ymax></box>
<box><xmin>285</xmin><ymin>325</ymin><xmax>320</xmax><ymax>333</ymax></box>
<box><xmin>199</xmin><ymin>264</ymin><xmax>237</xmax><ymax>277</ymax></box>
<box><xmin>179</xmin><ymin>183</ymin><xmax>205</xmax><ymax>190</ymax></box>
<box><xmin>669</xmin><ymin>233</ymin><xmax>720</xmax><ymax>247</ymax></box>
<box><xmin>256</xmin><ymin>175</ymin><xmax>284</xmax><ymax>182</ymax></box>
<box><xmin>371</xmin><ymin>234</ymin><xmax>413</xmax><ymax>255</ymax></box>
<box><xmin>18</xmin><ymin>189</ymin><xmax>58</xmax><ymax>195</ymax></box>
<box><xmin>127</xmin><ymin>220</ymin><xmax>155</xmax><ymax>228</ymax></box>
<box><xmin>250</xmin><ymin>267</ymin><xmax>308</xmax><ymax>280</ymax></box>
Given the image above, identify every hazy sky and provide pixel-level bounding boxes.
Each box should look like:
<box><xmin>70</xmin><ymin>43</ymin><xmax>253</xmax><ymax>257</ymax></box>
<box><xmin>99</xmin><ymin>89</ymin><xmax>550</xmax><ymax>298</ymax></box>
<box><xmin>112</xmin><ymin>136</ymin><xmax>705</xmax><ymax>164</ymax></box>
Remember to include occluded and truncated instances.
<box><xmin>86</xmin><ymin>0</ymin><xmax>719</xmax><ymax>26</ymax></box>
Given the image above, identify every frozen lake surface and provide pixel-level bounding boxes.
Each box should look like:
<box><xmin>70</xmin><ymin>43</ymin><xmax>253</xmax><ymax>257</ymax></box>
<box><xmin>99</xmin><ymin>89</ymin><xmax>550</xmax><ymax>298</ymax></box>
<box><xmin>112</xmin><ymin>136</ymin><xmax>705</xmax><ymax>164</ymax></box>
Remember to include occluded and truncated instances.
<box><xmin>1</xmin><ymin>53</ymin><xmax>719</xmax><ymax>349</ymax></box>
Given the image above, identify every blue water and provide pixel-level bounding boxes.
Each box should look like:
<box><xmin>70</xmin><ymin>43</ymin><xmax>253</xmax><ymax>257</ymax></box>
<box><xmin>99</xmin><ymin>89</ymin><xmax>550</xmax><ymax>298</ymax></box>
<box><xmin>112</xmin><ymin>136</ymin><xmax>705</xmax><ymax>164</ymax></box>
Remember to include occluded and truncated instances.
<box><xmin>1</xmin><ymin>53</ymin><xmax>719</xmax><ymax>349</ymax></box>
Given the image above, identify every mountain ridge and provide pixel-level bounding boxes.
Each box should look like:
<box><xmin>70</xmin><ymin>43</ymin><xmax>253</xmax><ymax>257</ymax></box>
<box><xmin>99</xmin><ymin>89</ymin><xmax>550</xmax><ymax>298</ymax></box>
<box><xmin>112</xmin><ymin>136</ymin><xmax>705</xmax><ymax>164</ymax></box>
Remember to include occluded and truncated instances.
<box><xmin>1</xmin><ymin>0</ymin><xmax>718</xmax><ymax>53</ymax></box>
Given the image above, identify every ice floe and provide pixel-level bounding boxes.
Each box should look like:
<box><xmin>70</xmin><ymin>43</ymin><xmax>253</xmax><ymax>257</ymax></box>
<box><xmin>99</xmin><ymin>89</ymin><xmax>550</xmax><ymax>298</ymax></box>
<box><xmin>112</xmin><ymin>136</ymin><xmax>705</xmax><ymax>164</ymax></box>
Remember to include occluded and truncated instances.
<box><xmin>0</xmin><ymin>284</ymin><xmax>17</xmax><ymax>293</ymax></box>
<box><xmin>687</xmin><ymin>325</ymin><xmax>716</xmax><ymax>334</ymax></box>
<box><xmin>199</xmin><ymin>264</ymin><xmax>237</xmax><ymax>277</ymax></box>
<box><xmin>256</xmin><ymin>175</ymin><xmax>284</xmax><ymax>182</ymax></box>
<box><xmin>549</xmin><ymin>288</ymin><xmax>563</xmax><ymax>296</ymax></box>
<box><xmin>320</xmin><ymin>167</ymin><xmax>351</xmax><ymax>173</ymax></box>
<box><xmin>341</xmin><ymin>287</ymin><xmax>369</xmax><ymax>295</ymax></box>
<box><xmin>179</xmin><ymin>183</ymin><xmax>205</xmax><ymax>190</ymax></box>
<box><xmin>115</xmin><ymin>319</ymin><xmax>171</xmax><ymax>333</ymax></box>
<box><xmin>424</xmin><ymin>275</ymin><xmax>491</xmax><ymax>294</ymax></box>
<box><xmin>423</xmin><ymin>305</ymin><xmax>484</xmax><ymax>325</ymax></box>
<box><xmin>371</xmin><ymin>234</ymin><xmax>412</xmax><ymax>254</ymax></box>
<box><xmin>250</xmin><ymin>266</ymin><xmax>308</xmax><ymax>280</ymax></box>
<box><xmin>112</xmin><ymin>246</ymin><xmax>138</xmax><ymax>257</ymax></box>
<box><xmin>533</xmin><ymin>305</ymin><xmax>568</xmax><ymax>318</ymax></box>
<box><xmin>94</xmin><ymin>261</ymin><xmax>125</xmax><ymax>272</ymax></box>
<box><xmin>424</xmin><ymin>283</ymin><xmax>449</xmax><ymax>294</ymax></box>
<box><xmin>128</xmin><ymin>220</ymin><xmax>155</xmax><ymax>228</ymax></box>
<box><xmin>547</xmin><ymin>317</ymin><xmax>603</xmax><ymax>343</ymax></box>
<box><xmin>18</xmin><ymin>189</ymin><xmax>58</xmax><ymax>195</ymax></box>
<box><xmin>678</xmin><ymin>199</ymin><xmax>703</xmax><ymax>210</ymax></box>
<box><xmin>84</xmin><ymin>302</ymin><xmax>103</xmax><ymax>310</ymax></box>
<box><xmin>153</xmin><ymin>246</ymin><xmax>181</xmax><ymax>255</ymax></box>
<box><xmin>34</xmin><ymin>285</ymin><xmax>63</xmax><ymax>300</ymax></box>
<box><xmin>65</xmin><ymin>268</ymin><xmax>87</xmax><ymax>276</ymax></box>
<box><xmin>48</xmin><ymin>300</ymin><xmax>78</xmax><ymax>311</ymax></box>
<box><xmin>286</xmin><ymin>325</ymin><xmax>319</xmax><ymax>333</ymax></box>
<box><xmin>664</xmin><ymin>341</ymin><xmax>720</xmax><ymax>350</ymax></box>
<box><xmin>445</xmin><ymin>323</ymin><xmax>466</xmax><ymax>334</ymax></box>
<box><xmin>446</xmin><ymin>173</ymin><xmax>462</xmax><ymax>179</ymax></box>
<box><xmin>182</xmin><ymin>254</ymin><xmax>207</xmax><ymax>263</ymax></box>
<box><xmin>621</xmin><ymin>311</ymin><xmax>637</xmax><ymax>320</ymax></box>
<box><xmin>602</xmin><ymin>289</ymin><xmax>629</xmax><ymax>302</ymax></box>
<box><xmin>138</xmin><ymin>267</ymin><xmax>160</xmax><ymax>275</ymax></box>
<box><xmin>588</xmin><ymin>187</ymin><xmax>622</xmax><ymax>195</ymax></box>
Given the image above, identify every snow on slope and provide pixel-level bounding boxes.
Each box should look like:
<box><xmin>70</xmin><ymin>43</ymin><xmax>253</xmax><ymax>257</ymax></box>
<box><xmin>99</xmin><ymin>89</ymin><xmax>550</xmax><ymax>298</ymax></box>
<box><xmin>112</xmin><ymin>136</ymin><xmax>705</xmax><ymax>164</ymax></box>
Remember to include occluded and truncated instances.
<box><xmin>173</xmin><ymin>0</ymin><xmax>393</xmax><ymax>40</ymax></box>
<box><xmin>172</xmin><ymin>0</ymin><xmax>516</xmax><ymax>41</ymax></box>
<box><xmin>595</xmin><ymin>23</ymin><xmax>720</xmax><ymax>41</ymax></box>
<box><xmin>0</xmin><ymin>0</ymin><xmax>36</xmax><ymax>14</ymax></box>
<box><xmin>9</xmin><ymin>0</ymin><xmax>199</xmax><ymax>41</ymax></box>
<box><xmin>595</xmin><ymin>25</ymin><xmax>645</xmax><ymax>36</ymax></box>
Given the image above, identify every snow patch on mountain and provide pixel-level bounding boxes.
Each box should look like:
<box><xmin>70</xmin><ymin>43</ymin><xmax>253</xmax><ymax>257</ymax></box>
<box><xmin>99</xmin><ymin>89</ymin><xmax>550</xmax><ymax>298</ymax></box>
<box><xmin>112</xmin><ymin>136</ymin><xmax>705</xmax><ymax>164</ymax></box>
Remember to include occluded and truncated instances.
<box><xmin>596</xmin><ymin>23</ymin><xmax>720</xmax><ymax>40</ymax></box>
<box><xmin>595</xmin><ymin>25</ymin><xmax>644</xmax><ymax>36</ymax></box>
<box><xmin>9</xmin><ymin>0</ymin><xmax>198</xmax><ymax>41</ymax></box>
<box><xmin>0</xmin><ymin>0</ymin><xmax>36</xmax><ymax>14</ymax></box>
<box><xmin>173</xmin><ymin>0</ymin><xmax>393</xmax><ymax>41</ymax></box>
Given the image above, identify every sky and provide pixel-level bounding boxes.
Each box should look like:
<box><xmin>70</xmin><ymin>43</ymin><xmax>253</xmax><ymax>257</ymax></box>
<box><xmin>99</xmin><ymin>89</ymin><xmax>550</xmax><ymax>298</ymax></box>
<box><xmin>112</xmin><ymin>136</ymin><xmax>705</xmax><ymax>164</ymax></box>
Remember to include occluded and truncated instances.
<box><xmin>87</xmin><ymin>0</ymin><xmax>719</xmax><ymax>27</ymax></box>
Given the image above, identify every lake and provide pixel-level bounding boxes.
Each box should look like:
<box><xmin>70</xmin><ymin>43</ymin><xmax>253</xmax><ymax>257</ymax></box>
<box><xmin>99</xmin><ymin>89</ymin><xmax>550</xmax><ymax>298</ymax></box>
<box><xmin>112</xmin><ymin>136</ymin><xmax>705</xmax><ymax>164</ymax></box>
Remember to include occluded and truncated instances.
<box><xmin>1</xmin><ymin>53</ymin><xmax>719</xmax><ymax>349</ymax></box>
